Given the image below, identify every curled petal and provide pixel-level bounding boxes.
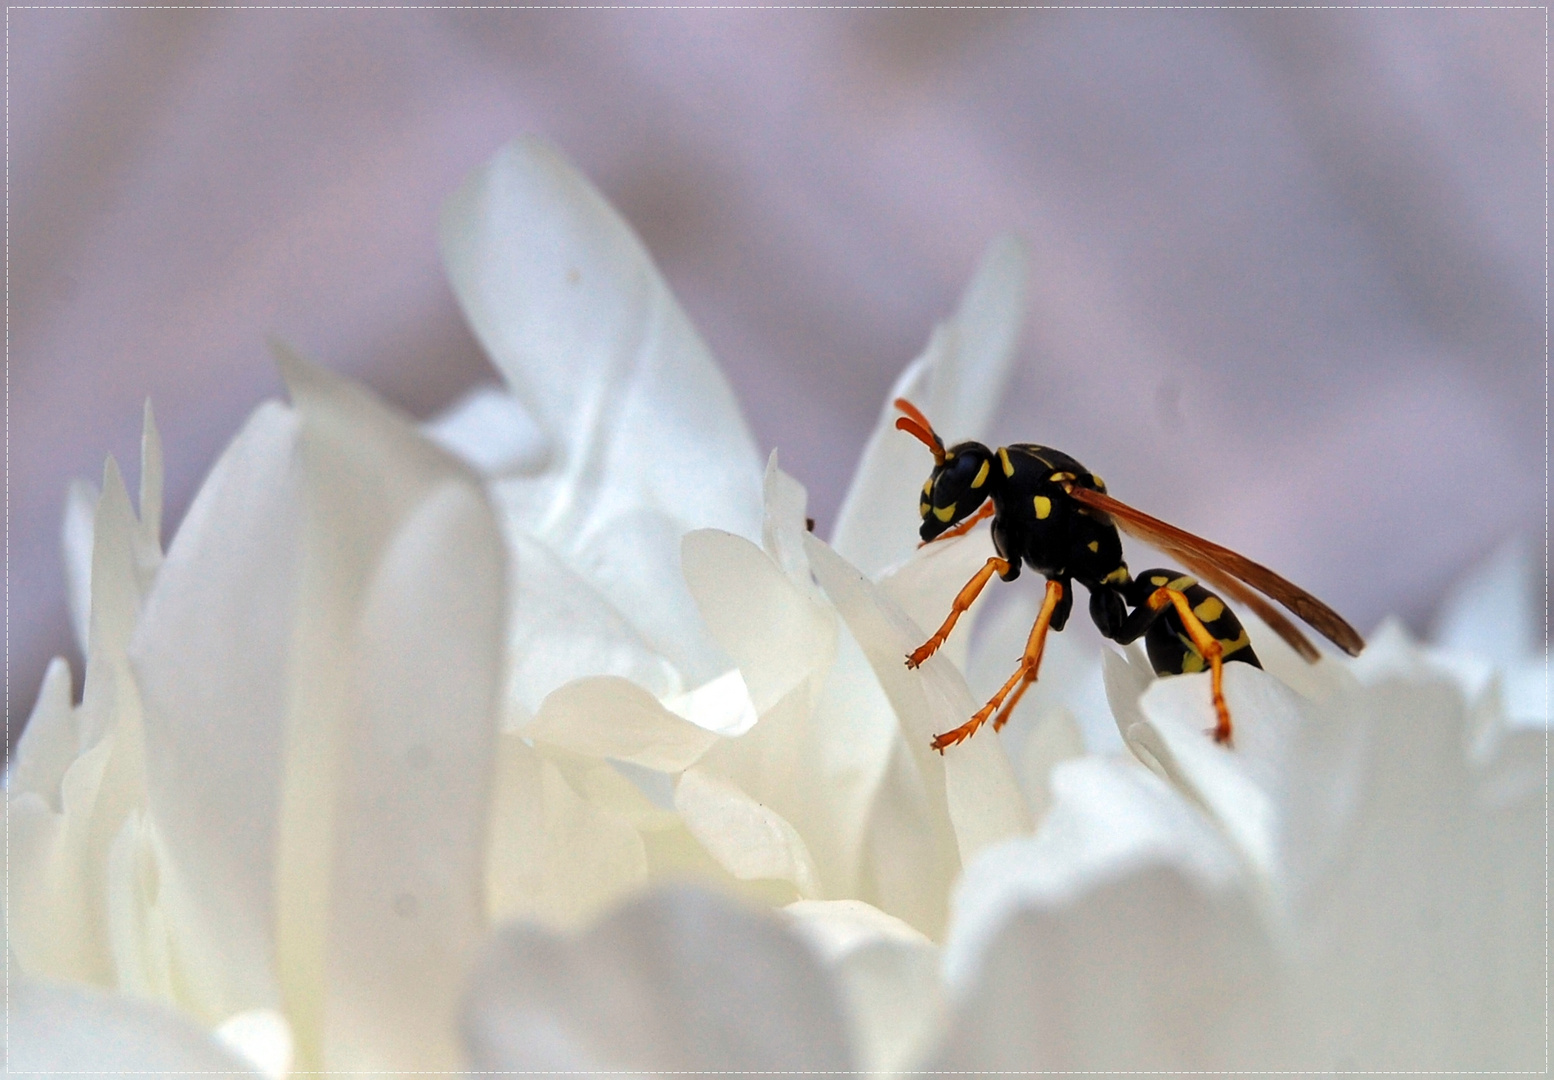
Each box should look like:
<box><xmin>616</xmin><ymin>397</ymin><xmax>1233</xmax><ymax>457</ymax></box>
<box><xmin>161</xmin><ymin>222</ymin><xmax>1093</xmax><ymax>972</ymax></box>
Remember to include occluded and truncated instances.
<box><xmin>676</xmin><ymin>767</ymin><xmax>822</xmax><ymax>900</ymax></box>
<box><xmin>525</xmin><ymin>676</ymin><xmax>720</xmax><ymax>773</ymax></box>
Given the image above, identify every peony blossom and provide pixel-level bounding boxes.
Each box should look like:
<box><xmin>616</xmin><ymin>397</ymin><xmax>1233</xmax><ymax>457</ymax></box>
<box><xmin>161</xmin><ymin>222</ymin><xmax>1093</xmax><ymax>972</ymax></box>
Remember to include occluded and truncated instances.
<box><xmin>8</xmin><ymin>137</ymin><xmax>1544</xmax><ymax>1075</ymax></box>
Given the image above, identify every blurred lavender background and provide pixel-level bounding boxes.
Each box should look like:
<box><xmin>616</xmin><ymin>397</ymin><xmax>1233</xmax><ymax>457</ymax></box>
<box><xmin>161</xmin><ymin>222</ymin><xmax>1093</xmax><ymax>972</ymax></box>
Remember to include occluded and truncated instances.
<box><xmin>7</xmin><ymin>8</ymin><xmax>1543</xmax><ymax>738</ymax></box>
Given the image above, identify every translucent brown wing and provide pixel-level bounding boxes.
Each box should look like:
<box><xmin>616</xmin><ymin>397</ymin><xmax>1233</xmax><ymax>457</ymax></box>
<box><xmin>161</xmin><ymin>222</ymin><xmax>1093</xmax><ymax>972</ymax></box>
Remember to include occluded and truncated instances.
<box><xmin>1068</xmin><ymin>486</ymin><xmax>1364</xmax><ymax>660</ymax></box>
<box><xmin>1165</xmin><ymin>546</ymin><xmax>1322</xmax><ymax>663</ymax></box>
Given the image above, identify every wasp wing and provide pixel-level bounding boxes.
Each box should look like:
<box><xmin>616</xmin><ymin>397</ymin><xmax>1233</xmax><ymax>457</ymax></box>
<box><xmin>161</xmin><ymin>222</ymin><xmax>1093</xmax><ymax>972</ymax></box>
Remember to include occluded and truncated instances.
<box><xmin>1068</xmin><ymin>486</ymin><xmax>1364</xmax><ymax>659</ymax></box>
<box><xmin>1164</xmin><ymin>546</ymin><xmax>1322</xmax><ymax>663</ymax></box>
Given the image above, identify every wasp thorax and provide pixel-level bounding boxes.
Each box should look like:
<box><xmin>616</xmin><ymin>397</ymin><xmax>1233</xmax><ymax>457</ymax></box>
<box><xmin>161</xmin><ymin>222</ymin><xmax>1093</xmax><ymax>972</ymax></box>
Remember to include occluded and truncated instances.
<box><xmin>919</xmin><ymin>441</ymin><xmax>996</xmax><ymax>541</ymax></box>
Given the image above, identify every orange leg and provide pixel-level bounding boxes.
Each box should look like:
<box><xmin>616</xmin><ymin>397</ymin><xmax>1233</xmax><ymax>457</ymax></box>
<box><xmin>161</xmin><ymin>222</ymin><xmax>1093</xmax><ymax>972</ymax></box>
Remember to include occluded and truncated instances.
<box><xmin>1149</xmin><ymin>587</ymin><xmax>1232</xmax><ymax>745</ymax></box>
<box><xmin>919</xmin><ymin>499</ymin><xmax>993</xmax><ymax>546</ymax></box>
<box><xmin>932</xmin><ymin>579</ymin><xmax>1064</xmax><ymax>752</ymax></box>
<box><xmin>906</xmin><ymin>556</ymin><xmax>1010</xmax><ymax>669</ymax></box>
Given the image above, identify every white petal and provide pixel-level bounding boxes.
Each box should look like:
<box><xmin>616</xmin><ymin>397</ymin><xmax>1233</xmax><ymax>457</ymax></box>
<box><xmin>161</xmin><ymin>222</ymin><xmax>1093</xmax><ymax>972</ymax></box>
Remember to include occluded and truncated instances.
<box><xmin>785</xmin><ymin>898</ymin><xmax>944</xmax><ymax>1074</ymax></box>
<box><xmin>784</xmin><ymin>897</ymin><xmax>932</xmax><ymax>954</ymax></box>
<box><xmin>1432</xmin><ymin>533</ymin><xmax>1538</xmax><ymax>664</ymax></box>
<box><xmin>692</xmin><ymin>609</ymin><xmax>944</xmax><ymax>931</ymax></box>
<box><xmin>272</xmin><ymin>349</ymin><xmax>505</xmax><ymax>1071</ymax></box>
<box><xmin>215</xmin><ymin>1008</ymin><xmax>294</xmax><ymax>1080</ymax></box>
<box><xmin>463</xmin><ymin>887</ymin><xmax>852</xmax><ymax>1072</ymax></box>
<box><xmin>787</xmin><ymin>901</ymin><xmax>944</xmax><ymax>1077</ymax></box>
<box><xmin>525</xmin><ymin>676</ymin><xmax>720</xmax><ymax>772</ymax></box>
<box><xmin>8</xmin><ymin>741</ymin><xmax>116</xmax><ymax>985</ymax></box>
<box><xmin>761</xmin><ymin>451</ymin><xmax>816</xmax><ymax>588</ymax></box>
<box><xmin>128</xmin><ymin>399</ymin><xmax>302</xmax><ymax>1022</ymax></box>
<box><xmin>1276</xmin><ymin>674</ymin><xmax>1543</xmax><ymax>1067</ymax></box>
<box><xmin>939</xmin><ymin>862</ymin><xmax>1284</xmax><ymax>1070</ymax></box>
<box><xmin>444</xmin><ymin>138</ymin><xmax>761</xmax><ymax>703</ymax></box>
<box><xmin>1101</xmin><ymin>641</ymin><xmax>1155</xmax><ymax>750</ymax></box>
<box><xmin>503</xmin><ymin>527</ymin><xmax>684</xmax><ymax>718</ymax></box>
<box><xmin>939</xmin><ymin>757</ymin><xmax>1279</xmax><ymax>1070</ymax></box>
<box><xmin>676</xmin><ymin>767</ymin><xmax>822</xmax><ymax>899</ymax></box>
<box><xmin>10</xmin><ymin>976</ymin><xmax>260</xmax><ymax>1074</ymax></box>
<box><xmin>316</xmin><ymin>481</ymin><xmax>504</xmax><ymax>1071</ymax></box>
<box><xmin>441</xmin><ymin>137</ymin><xmax>762</xmax><ymax>544</ymax></box>
<box><xmin>973</xmin><ymin>592</ymin><xmax>1120</xmax><ymax>754</ymax></box>
<box><xmin>422</xmin><ymin>384</ymin><xmax>548</xmax><ymax>476</ymax></box>
<box><xmin>486</xmin><ymin>734</ymin><xmax>650</xmax><ymax>929</ymax></box>
<box><xmin>682</xmin><ymin>528</ymin><xmax>837</xmax><ymax>714</ymax></box>
<box><xmin>137</xmin><ymin>397</ymin><xmax>164</xmax><ymax>560</ymax></box>
<box><xmin>827</xmin><ymin>936</ymin><xmax>944</xmax><ymax>1076</ymax></box>
<box><xmin>61</xmin><ymin>478</ymin><xmax>97</xmax><ymax>655</ymax></box>
<box><xmin>104</xmin><ymin>810</ymin><xmax>167</xmax><ymax>1001</ymax></box>
<box><xmin>833</xmin><ymin>236</ymin><xmax>1027</xmax><ymax>577</ymax></box>
<box><xmin>877</xmin><ymin>529</ymin><xmax>1000</xmax><ymax>673</ymax></box>
<box><xmin>663</xmin><ymin>667</ymin><xmax>759</xmax><ymax>738</ymax></box>
<box><xmin>1125</xmin><ymin>663</ymin><xmax>1309</xmax><ymax>884</ymax></box>
<box><xmin>77</xmin><ymin>456</ymin><xmax>146</xmax><ymax>753</ymax></box>
<box><xmin>1017</xmin><ymin>705</ymin><xmax>1087</xmax><ymax>825</ymax></box>
<box><xmin>943</xmin><ymin>755</ymin><xmax>1243</xmax><ymax>991</ymax></box>
<box><xmin>9</xmin><ymin>656</ymin><xmax>77</xmax><ymax>807</ymax></box>
<box><xmin>17</xmin><ymin>457</ymin><xmax>155</xmax><ymax>990</ymax></box>
<box><xmin>806</xmin><ymin>534</ymin><xmax>1031</xmax><ymax>866</ymax></box>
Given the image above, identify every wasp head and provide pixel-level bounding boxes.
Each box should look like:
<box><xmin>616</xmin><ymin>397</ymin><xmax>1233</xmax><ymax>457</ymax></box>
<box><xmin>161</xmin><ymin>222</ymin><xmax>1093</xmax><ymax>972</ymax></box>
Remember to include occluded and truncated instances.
<box><xmin>894</xmin><ymin>398</ymin><xmax>997</xmax><ymax>542</ymax></box>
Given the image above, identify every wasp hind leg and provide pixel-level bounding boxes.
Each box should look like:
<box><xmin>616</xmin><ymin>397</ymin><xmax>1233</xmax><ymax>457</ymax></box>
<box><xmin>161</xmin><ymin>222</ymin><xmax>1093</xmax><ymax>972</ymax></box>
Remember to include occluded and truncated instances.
<box><xmin>1147</xmin><ymin>587</ymin><xmax>1234</xmax><ymax>745</ymax></box>
<box><xmin>931</xmin><ymin>578</ymin><xmax>1064</xmax><ymax>752</ymax></box>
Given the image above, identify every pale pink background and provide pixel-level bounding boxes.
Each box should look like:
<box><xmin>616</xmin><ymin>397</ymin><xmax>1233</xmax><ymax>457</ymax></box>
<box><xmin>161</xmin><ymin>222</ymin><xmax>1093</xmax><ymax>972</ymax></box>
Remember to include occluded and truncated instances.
<box><xmin>8</xmin><ymin>8</ymin><xmax>1544</xmax><ymax>737</ymax></box>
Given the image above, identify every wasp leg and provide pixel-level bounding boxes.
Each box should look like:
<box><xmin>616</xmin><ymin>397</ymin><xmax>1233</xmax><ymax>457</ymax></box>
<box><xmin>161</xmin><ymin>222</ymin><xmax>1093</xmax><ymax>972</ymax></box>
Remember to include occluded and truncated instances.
<box><xmin>1149</xmin><ymin>587</ymin><xmax>1233</xmax><ymax>745</ymax></box>
<box><xmin>932</xmin><ymin>579</ymin><xmax>1064</xmax><ymax>752</ymax></box>
<box><xmin>906</xmin><ymin>556</ymin><xmax>1011</xmax><ymax>669</ymax></box>
<box><xmin>919</xmin><ymin>499</ymin><xmax>994</xmax><ymax>547</ymax></box>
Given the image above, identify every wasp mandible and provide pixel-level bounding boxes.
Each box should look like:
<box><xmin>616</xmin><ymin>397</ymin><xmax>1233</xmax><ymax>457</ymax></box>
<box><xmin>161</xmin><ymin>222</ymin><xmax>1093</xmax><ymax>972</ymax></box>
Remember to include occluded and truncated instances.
<box><xmin>894</xmin><ymin>398</ymin><xmax>1364</xmax><ymax>751</ymax></box>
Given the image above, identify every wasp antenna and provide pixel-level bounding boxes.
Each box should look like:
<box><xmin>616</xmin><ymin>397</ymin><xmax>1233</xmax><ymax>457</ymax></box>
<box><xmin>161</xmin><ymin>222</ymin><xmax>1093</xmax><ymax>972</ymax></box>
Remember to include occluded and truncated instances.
<box><xmin>894</xmin><ymin>398</ymin><xmax>946</xmax><ymax>464</ymax></box>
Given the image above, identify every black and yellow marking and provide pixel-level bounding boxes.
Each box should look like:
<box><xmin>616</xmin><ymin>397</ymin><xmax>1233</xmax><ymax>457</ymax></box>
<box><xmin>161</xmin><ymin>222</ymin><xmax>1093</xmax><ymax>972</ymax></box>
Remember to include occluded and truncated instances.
<box><xmin>892</xmin><ymin>397</ymin><xmax>1361</xmax><ymax>754</ymax></box>
<box><xmin>1120</xmin><ymin>567</ymin><xmax>1261</xmax><ymax>680</ymax></box>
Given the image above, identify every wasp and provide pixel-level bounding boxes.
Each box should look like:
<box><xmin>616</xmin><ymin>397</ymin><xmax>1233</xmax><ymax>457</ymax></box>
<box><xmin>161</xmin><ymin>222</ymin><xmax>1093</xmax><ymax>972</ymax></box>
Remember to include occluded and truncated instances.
<box><xmin>894</xmin><ymin>398</ymin><xmax>1364</xmax><ymax>751</ymax></box>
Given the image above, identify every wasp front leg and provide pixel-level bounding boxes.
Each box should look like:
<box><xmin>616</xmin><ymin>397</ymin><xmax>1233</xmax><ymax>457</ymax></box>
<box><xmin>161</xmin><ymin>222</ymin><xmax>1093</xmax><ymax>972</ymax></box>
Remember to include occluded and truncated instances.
<box><xmin>906</xmin><ymin>556</ymin><xmax>1010</xmax><ymax>669</ymax></box>
<box><xmin>931</xmin><ymin>578</ymin><xmax>1064</xmax><ymax>752</ymax></box>
<box><xmin>919</xmin><ymin>499</ymin><xmax>993</xmax><ymax>547</ymax></box>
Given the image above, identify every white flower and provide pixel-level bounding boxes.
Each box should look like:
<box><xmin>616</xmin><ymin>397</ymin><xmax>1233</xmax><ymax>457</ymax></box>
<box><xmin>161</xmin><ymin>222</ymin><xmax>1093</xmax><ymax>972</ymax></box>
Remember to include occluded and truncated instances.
<box><xmin>12</xmin><ymin>354</ymin><xmax>508</xmax><ymax>1074</ymax></box>
<box><xmin>9</xmin><ymin>136</ymin><xmax>1544</xmax><ymax>1076</ymax></box>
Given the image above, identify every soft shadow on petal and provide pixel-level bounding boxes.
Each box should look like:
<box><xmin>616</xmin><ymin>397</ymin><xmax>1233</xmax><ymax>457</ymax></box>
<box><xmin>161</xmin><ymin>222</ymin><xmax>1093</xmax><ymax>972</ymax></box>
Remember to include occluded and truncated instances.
<box><xmin>463</xmin><ymin>887</ymin><xmax>852</xmax><ymax>1073</ymax></box>
<box><xmin>10</xmin><ymin>976</ymin><xmax>261</xmax><ymax>1076</ymax></box>
<box><xmin>834</xmin><ymin>236</ymin><xmax>1028</xmax><ymax>577</ymax></box>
